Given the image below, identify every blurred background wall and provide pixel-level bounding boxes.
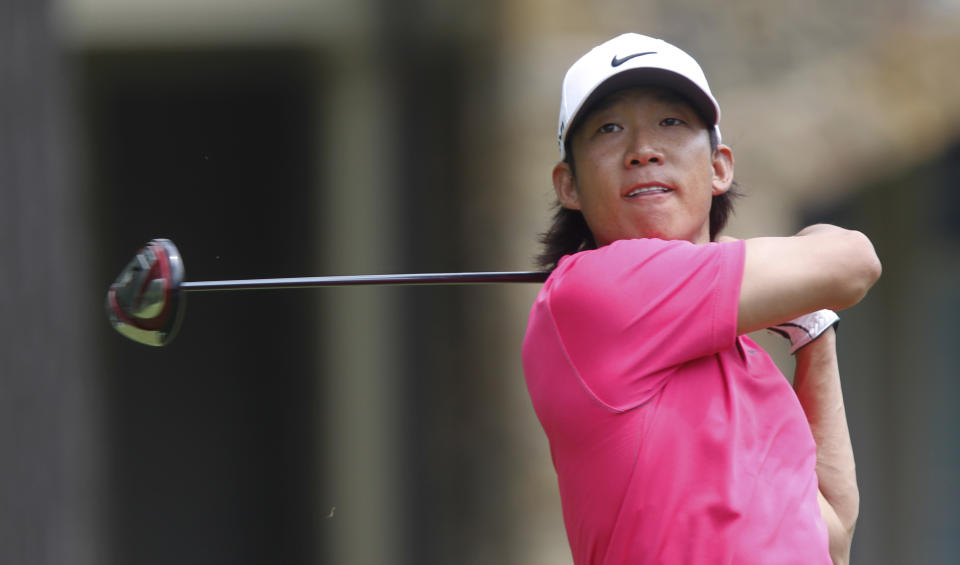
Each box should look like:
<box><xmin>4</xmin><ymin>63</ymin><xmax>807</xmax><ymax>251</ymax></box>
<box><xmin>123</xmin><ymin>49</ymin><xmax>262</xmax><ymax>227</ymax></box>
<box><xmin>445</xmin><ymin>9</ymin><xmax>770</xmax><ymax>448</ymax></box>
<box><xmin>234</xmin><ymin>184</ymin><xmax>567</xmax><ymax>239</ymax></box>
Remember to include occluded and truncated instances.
<box><xmin>2</xmin><ymin>0</ymin><xmax>958</xmax><ymax>563</ymax></box>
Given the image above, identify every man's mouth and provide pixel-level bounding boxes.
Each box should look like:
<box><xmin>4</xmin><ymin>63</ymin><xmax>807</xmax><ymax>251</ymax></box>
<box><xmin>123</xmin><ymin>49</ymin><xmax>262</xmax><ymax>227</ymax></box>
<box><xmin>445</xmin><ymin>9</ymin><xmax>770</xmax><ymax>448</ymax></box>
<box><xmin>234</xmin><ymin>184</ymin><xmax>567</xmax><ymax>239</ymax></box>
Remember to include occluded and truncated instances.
<box><xmin>625</xmin><ymin>185</ymin><xmax>673</xmax><ymax>197</ymax></box>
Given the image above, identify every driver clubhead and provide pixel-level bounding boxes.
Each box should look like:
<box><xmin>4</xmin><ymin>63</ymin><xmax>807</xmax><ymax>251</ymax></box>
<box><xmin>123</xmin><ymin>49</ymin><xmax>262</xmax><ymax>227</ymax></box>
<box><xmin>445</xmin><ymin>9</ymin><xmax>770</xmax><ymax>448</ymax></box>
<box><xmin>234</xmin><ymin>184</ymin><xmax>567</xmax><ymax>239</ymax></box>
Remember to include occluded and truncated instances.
<box><xmin>106</xmin><ymin>238</ymin><xmax>185</xmax><ymax>346</ymax></box>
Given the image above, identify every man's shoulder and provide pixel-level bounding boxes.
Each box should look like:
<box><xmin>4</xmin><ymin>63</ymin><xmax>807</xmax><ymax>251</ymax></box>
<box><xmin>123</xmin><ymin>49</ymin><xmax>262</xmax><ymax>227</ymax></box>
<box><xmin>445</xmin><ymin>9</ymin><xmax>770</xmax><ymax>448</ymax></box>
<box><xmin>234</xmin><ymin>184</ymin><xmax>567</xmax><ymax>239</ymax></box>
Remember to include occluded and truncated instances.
<box><xmin>552</xmin><ymin>238</ymin><xmax>707</xmax><ymax>283</ymax></box>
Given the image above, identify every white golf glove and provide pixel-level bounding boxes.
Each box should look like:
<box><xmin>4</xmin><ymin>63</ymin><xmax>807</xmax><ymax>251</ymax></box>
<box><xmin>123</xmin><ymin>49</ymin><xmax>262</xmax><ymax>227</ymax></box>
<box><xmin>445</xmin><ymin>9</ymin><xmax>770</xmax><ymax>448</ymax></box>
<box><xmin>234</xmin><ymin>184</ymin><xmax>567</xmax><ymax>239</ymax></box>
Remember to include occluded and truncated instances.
<box><xmin>767</xmin><ymin>309</ymin><xmax>839</xmax><ymax>354</ymax></box>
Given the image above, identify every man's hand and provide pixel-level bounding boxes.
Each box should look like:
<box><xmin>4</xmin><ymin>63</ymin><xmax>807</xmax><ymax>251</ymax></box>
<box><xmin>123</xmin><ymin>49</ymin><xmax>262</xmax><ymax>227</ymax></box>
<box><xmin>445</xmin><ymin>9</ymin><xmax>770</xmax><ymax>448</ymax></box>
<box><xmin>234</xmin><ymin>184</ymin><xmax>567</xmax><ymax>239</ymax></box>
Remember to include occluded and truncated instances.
<box><xmin>768</xmin><ymin>309</ymin><xmax>840</xmax><ymax>354</ymax></box>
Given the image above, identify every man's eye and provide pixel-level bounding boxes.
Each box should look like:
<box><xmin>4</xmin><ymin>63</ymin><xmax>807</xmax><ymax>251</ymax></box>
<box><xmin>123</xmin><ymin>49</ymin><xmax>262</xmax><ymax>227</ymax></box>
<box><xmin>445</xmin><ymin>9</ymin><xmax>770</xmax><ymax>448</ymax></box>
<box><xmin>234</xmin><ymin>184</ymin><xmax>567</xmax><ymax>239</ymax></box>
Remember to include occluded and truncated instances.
<box><xmin>598</xmin><ymin>123</ymin><xmax>622</xmax><ymax>134</ymax></box>
<box><xmin>661</xmin><ymin>117</ymin><xmax>685</xmax><ymax>126</ymax></box>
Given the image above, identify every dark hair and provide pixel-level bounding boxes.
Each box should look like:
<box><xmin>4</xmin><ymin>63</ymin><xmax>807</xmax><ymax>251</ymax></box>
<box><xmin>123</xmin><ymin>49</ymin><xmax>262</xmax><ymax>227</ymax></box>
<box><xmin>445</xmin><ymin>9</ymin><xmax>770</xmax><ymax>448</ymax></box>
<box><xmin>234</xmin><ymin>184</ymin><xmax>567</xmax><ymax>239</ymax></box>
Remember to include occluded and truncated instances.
<box><xmin>536</xmin><ymin>122</ymin><xmax>741</xmax><ymax>271</ymax></box>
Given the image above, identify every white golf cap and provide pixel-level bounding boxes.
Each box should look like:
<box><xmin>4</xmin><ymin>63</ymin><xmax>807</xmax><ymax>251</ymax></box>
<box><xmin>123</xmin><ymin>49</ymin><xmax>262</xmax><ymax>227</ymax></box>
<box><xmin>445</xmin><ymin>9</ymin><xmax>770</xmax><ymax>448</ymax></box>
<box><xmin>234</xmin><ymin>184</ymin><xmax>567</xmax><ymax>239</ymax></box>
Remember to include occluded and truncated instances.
<box><xmin>557</xmin><ymin>33</ymin><xmax>721</xmax><ymax>158</ymax></box>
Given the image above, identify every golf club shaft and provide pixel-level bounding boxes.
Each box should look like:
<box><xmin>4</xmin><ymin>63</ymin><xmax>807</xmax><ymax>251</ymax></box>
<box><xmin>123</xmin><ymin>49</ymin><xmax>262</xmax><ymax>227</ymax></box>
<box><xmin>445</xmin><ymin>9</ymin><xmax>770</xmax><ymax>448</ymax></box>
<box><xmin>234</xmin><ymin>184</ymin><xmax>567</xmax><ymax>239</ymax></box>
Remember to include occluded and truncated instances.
<box><xmin>181</xmin><ymin>271</ymin><xmax>549</xmax><ymax>292</ymax></box>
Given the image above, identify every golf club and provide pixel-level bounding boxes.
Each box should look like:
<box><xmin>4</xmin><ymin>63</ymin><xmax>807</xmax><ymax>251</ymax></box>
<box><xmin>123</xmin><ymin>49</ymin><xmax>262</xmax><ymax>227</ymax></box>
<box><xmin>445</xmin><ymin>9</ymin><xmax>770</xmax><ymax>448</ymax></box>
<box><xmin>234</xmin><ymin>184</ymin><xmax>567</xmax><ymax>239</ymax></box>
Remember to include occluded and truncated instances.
<box><xmin>106</xmin><ymin>238</ymin><xmax>548</xmax><ymax>347</ymax></box>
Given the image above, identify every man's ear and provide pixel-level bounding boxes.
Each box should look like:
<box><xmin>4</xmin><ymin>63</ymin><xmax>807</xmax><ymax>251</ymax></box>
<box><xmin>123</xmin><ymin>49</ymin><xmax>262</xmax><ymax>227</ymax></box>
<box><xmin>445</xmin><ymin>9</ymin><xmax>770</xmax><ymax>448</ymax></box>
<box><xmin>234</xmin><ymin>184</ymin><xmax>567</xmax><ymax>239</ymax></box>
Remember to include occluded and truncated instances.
<box><xmin>553</xmin><ymin>162</ymin><xmax>581</xmax><ymax>210</ymax></box>
<box><xmin>711</xmin><ymin>144</ymin><xmax>735</xmax><ymax>196</ymax></box>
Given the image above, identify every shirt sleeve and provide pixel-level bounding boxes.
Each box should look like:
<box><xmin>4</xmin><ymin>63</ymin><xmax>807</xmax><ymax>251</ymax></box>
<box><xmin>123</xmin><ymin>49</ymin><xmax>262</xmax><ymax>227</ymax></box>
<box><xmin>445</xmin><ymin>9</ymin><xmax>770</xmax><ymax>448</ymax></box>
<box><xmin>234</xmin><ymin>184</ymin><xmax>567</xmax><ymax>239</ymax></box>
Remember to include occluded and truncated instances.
<box><xmin>546</xmin><ymin>238</ymin><xmax>745</xmax><ymax>412</ymax></box>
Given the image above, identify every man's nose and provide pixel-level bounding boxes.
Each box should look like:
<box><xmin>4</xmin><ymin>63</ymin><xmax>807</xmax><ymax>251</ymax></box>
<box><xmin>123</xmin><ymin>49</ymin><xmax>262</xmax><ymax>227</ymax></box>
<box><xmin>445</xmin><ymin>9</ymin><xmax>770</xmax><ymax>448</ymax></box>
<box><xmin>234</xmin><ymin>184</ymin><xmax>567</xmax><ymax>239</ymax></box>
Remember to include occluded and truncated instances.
<box><xmin>625</xmin><ymin>134</ymin><xmax>664</xmax><ymax>167</ymax></box>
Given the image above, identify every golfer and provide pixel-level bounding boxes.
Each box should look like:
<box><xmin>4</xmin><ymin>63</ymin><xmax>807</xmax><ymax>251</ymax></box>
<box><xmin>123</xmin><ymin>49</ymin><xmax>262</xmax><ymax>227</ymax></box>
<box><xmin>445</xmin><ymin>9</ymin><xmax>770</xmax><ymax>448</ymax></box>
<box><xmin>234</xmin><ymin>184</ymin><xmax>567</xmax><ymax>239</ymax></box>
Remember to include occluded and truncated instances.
<box><xmin>522</xmin><ymin>33</ymin><xmax>881</xmax><ymax>565</ymax></box>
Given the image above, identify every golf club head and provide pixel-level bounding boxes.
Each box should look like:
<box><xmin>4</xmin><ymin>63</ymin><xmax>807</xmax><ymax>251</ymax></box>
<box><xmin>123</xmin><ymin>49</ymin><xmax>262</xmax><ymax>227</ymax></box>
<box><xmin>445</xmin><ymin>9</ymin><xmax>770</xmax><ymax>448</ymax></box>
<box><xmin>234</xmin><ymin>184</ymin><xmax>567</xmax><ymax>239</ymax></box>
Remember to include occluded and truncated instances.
<box><xmin>106</xmin><ymin>238</ymin><xmax>185</xmax><ymax>346</ymax></box>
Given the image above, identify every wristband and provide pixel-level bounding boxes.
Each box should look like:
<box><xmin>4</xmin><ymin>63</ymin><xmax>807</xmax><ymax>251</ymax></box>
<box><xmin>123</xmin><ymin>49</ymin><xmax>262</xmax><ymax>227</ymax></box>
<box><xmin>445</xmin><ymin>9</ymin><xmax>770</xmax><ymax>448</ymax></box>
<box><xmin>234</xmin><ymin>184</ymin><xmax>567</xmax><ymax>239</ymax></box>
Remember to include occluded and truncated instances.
<box><xmin>767</xmin><ymin>309</ymin><xmax>840</xmax><ymax>354</ymax></box>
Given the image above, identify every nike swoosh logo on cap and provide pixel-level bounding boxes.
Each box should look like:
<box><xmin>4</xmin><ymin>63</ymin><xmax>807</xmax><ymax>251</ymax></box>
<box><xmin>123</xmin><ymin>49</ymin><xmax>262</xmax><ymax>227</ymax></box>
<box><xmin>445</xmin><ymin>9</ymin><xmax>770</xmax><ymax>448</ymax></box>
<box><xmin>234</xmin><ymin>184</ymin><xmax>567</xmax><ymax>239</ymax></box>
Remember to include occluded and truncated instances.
<box><xmin>611</xmin><ymin>51</ymin><xmax>656</xmax><ymax>67</ymax></box>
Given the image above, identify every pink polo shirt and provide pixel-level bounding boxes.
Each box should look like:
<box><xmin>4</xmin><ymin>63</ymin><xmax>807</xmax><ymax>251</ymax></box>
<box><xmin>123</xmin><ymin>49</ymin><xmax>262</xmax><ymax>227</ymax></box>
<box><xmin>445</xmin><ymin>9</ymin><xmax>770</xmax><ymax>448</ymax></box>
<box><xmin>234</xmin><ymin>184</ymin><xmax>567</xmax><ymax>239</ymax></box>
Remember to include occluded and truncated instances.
<box><xmin>522</xmin><ymin>238</ymin><xmax>830</xmax><ymax>565</ymax></box>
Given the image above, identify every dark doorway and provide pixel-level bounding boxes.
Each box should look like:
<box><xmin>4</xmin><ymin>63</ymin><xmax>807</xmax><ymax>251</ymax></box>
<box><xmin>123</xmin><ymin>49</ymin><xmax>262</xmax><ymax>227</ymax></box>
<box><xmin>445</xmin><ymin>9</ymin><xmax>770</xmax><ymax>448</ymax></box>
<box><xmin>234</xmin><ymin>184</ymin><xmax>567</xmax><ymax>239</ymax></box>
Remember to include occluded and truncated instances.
<box><xmin>80</xmin><ymin>48</ymin><xmax>324</xmax><ymax>565</ymax></box>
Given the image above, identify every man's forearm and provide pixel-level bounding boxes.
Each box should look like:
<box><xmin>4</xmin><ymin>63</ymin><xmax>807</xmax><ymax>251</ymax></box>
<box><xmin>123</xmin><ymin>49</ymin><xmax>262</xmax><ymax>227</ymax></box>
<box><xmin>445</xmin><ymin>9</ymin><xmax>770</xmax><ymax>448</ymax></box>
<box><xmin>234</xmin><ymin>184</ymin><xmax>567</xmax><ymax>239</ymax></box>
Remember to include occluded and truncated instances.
<box><xmin>736</xmin><ymin>225</ymin><xmax>881</xmax><ymax>334</ymax></box>
<box><xmin>793</xmin><ymin>328</ymin><xmax>859</xmax><ymax>562</ymax></box>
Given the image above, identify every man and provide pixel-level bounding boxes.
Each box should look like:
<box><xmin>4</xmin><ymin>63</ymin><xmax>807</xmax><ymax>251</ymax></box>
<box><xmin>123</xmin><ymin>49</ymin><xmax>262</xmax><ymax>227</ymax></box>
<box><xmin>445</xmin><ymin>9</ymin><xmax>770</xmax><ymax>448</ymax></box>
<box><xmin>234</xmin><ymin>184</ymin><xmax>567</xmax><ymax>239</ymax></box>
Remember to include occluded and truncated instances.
<box><xmin>522</xmin><ymin>33</ymin><xmax>881</xmax><ymax>565</ymax></box>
